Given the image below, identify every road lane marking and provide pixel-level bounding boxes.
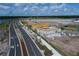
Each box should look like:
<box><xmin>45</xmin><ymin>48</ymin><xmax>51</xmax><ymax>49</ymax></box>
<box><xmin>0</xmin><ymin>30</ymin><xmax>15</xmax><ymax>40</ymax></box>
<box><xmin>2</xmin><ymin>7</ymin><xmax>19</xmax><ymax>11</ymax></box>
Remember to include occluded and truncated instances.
<box><xmin>17</xmin><ymin>44</ymin><xmax>19</xmax><ymax>47</ymax></box>
<box><xmin>10</xmin><ymin>46</ymin><xmax>14</xmax><ymax>48</ymax></box>
<box><xmin>22</xmin><ymin>27</ymin><xmax>42</xmax><ymax>55</ymax></box>
<box><xmin>13</xmin><ymin>24</ymin><xmax>23</xmax><ymax>56</ymax></box>
<box><xmin>16</xmin><ymin>23</ymin><xmax>29</xmax><ymax>56</ymax></box>
<box><xmin>29</xmin><ymin>41</ymin><xmax>36</xmax><ymax>56</ymax></box>
<box><xmin>21</xmin><ymin>28</ymin><xmax>36</xmax><ymax>55</ymax></box>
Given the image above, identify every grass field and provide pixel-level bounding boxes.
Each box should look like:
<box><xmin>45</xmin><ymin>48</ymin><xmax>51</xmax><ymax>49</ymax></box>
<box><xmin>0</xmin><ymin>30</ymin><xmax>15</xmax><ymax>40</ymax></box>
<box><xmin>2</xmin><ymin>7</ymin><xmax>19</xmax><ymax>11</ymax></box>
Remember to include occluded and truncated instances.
<box><xmin>0</xmin><ymin>23</ymin><xmax>8</xmax><ymax>30</ymax></box>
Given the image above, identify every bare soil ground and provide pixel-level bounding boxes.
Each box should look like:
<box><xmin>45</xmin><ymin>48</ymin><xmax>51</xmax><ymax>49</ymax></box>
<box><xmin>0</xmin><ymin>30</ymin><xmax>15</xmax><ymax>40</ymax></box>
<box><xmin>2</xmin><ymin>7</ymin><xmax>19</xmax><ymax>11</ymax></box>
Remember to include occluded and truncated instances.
<box><xmin>47</xmin><ymin>36</ymin><xmax>79</xmax><ymax>56</ymax></box>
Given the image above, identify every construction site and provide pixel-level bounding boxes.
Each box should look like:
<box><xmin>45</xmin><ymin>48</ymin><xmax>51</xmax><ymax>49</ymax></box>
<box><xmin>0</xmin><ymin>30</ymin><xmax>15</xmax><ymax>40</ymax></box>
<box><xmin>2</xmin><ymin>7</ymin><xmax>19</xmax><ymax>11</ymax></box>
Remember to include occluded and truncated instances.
<box><xmin>21</xmin><ymin>18</ymin><xmax>79</xmax><ymax>56</ymax></box>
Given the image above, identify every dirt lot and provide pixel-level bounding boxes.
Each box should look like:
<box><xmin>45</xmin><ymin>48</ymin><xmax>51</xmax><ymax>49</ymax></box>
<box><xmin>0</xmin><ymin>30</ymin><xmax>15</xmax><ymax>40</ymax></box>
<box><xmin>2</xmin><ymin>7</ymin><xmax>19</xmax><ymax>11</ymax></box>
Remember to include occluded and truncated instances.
<box><xmin>47</xmin><ymin>36</ymin><xmax>79</xmax><ymax>56</ymax></box>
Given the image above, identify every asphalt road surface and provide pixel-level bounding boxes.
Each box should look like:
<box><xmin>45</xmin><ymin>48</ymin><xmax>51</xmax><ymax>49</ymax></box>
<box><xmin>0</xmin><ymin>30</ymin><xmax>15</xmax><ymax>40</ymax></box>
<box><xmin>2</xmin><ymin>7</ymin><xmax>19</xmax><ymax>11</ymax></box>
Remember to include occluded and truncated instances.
<box><xmin>18</xmin><ymin>24</ymin><xmax>42</xmax><ymax>56</ymax></box>
<box><xmin>9</xmin><ymin>24</ymin><xmax>21</xmax><ymax>56</ymax></box>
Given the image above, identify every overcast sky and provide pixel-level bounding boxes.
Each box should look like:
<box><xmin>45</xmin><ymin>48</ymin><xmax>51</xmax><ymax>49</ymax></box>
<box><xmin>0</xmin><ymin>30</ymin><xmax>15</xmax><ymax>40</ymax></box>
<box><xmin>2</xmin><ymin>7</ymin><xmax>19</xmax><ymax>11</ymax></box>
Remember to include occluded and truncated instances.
<box><xmin>0</xmin><ymin>3</ymin><xmax>79</xmax><ymax>16</ymax></box>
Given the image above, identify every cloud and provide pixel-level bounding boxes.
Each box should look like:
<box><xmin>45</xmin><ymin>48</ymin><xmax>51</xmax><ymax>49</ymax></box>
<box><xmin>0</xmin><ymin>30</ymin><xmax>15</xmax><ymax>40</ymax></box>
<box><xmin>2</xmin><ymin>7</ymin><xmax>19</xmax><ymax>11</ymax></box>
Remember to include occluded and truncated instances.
<box><xmin>49</xmin><ymin>3</ymin><xmax>66</xmax><ymax>9</ymax></box>
<box><xmin>14</xmin><ymin>3</ymin><xmax>21</xmax><ymax>6</ymax></box>
<box><xmin>0</xmin><ymin>4</ymin><xmax>11</xmax><ymax>15</ymax></box>
<box><xmin>24</xmin><ymin>6</ymin><xmax>29</xmax><ymax>11</ymax></box>
<box><xmin>0</xmin><ymin>4</ymin><xmax>10</xmax><ymax>9</ymax></box>
<box><xmin>0</xmin><ymin>3</ymin><xmax>79</xmax><ymax>16</ymax></box>
<box><xmin>14</xmin><ymin>3</ymin><xmax>26</xmax><ymax>6</ymax></box>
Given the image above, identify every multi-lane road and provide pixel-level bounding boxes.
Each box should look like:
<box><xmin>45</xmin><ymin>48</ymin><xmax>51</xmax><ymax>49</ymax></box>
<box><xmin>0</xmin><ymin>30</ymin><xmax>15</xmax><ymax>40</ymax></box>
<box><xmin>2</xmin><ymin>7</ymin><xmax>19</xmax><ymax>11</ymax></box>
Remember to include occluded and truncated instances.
<box><xmin>8</xmin><ymin>22</ymin><xmax>42</xmax><ymax>56</ymax></box>
<box><xmin>17</xmin><ymin>23</ymin><xmax>42</xmax><ymax>56</ymax></box>
<box><xmin>9</xmin><ymin>24</ymin><xmax>21</xmax><ymax>56</ymax></box>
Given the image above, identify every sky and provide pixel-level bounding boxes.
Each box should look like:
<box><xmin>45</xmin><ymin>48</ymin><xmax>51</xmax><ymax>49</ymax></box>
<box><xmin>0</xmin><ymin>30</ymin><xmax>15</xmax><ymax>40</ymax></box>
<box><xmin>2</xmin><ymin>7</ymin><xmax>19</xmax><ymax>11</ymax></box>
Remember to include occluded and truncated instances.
<box><xmin>0</xmin><ymin>3</ymin><xmax>79</xmax><ymax>16</ymax></box>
